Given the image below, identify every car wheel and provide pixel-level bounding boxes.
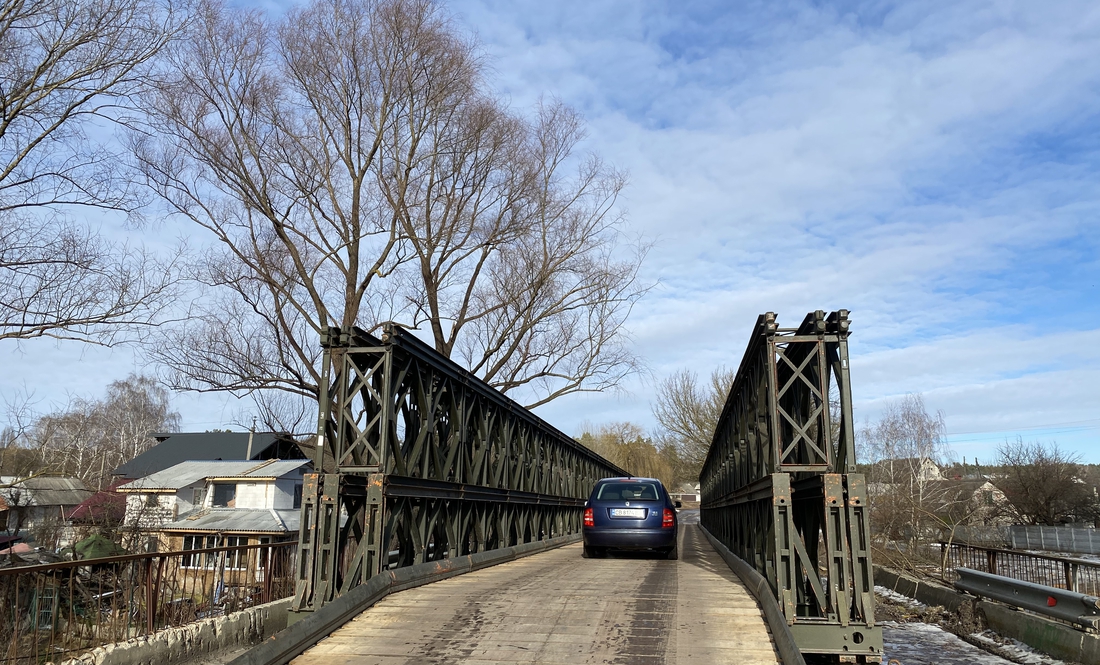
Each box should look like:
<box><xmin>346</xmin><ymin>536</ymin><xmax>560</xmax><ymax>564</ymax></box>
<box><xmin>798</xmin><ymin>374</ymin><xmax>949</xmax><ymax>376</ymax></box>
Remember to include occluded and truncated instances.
<box><xmin>665</xmin><ymin>544</ymin><xmax>678</xmax><ymax>560</ymax></box>
<box><xmin>583</xmin><ymin>545</ymin><xmax>598</xmax><ymax>558</ymax></box>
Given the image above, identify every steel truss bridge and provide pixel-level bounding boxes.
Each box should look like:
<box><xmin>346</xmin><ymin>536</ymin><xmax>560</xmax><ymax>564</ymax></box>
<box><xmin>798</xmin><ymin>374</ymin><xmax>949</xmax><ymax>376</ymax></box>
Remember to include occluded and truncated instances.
<box><xmin>292</xmin><ymin>324</ymin><xmax>628</xmax><ymax>613</ymax></box>
<box><xmin>276</xmin><ymin>312</ymin><xmax>881</xmax><ymax>664</ymax></box>
<box><xmin>699</xmin><ymin>310</ymin><xmax>880</xmax><ymax>660</ymax></box>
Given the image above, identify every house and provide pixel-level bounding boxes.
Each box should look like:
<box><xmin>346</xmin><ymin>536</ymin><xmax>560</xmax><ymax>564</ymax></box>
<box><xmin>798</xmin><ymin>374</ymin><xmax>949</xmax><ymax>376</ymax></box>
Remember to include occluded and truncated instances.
<box><xmin>66</xmin><ymin>480</ymin><xmax>130</xmax><ymax>536</ymax></box>
<box><xmin>0</xmin><ymin>476</ymin><xmax>92</xmax><ymax>549</ymax></box>
<box><xmin>112</xmin><ymin>431</ymin><xmax>305</xmax><ymax>481</ymax></box>
<box><xmin>866</xmin><ymin>457</ymin><xmax>944</xmax><ymax>483</ymax></box>
<box><xmin>924</xmin><ymin>478</ymin><xmax>1012</xmax><ymax>527</ymax></box>
<box><xmin>118</xmin><ymin>459</ymin><xmax>310</xmax><ymax>551</ymax></box>
<box><xmin>671</xmin><ymin>484</ymin><xmax>701</xmax><ymax>503</ymax></box>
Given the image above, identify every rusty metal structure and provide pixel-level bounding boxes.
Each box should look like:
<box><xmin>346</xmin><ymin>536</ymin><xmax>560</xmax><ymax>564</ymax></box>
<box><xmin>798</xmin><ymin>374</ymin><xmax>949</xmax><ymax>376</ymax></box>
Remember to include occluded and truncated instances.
<box><xmin>700</xmin><ymin>310</ymin><xmax>882</xmax><ymax>662</ymax></box>
<box><xmin>291</xmin><ymin>324</ymin><xmax>625</xmax><ymax>615</ymax></box>
<box><xmin>0</xmin><ymin>541</ymin><xmax>295</xmax><ymax>664</ymax></box>
<box><xmin>941</xmin><ymin>540</ymin><xmax>1100</xmax><ymax>597</ymax></box>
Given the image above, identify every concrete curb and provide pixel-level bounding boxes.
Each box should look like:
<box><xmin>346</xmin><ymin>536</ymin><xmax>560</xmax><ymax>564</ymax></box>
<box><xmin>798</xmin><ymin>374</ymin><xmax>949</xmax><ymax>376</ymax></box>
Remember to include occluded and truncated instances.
<box><xmin>873</xmin><ymin>565</ymin><xmax>968</xmax><ymax>612</ymax></box>
<box><xmin>57</xmin><ymin>597</ymin><xmax>293</xmax><ymax>665</ymax></box>
<box><xmin>229</xmin><ymin>534</ymin><xmax>582</xmax><ymax>665</ymax></box>
<box><xmin>698</xmin><ymin>525</ymin><xmax>806</xmax><ymax>665</ymax></box>
<box><xmin>873</xmin><ymin>565</ymin><xmax>1100</xmax><ymax>665</ymax></box>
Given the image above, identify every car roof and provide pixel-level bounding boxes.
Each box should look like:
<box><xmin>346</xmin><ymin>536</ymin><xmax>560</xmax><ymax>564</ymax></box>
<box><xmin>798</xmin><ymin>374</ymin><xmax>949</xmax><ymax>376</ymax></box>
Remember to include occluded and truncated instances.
<box><xmin>596</xmin><ymin>476</ymin><xmax>663</xmax><ymax>484</ymax></box>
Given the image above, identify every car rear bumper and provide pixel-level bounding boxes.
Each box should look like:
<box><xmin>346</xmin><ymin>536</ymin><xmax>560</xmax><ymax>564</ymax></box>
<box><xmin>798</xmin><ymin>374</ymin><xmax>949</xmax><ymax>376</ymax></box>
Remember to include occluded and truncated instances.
<box><xmin>583</xmin><ymin>528</ymin><xmax>676</xmax><ymax>550</ymax></box>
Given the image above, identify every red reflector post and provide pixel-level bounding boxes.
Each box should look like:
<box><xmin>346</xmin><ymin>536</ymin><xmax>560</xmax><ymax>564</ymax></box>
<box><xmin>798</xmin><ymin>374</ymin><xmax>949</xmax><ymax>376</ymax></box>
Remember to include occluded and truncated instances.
<box><xmin>1048</xmin><ymin>596</ymin><xmax>1058</xmax><ymax>607</ymax></box>
<box><xmin>662</xmin><ymin>508</ymin><xmax>674</xmax><ymax>528</ymax></box>
<box><xmin>583</xmin><ymin>507</ymin><xmax>594</xmax><ymax>527</ymax></box>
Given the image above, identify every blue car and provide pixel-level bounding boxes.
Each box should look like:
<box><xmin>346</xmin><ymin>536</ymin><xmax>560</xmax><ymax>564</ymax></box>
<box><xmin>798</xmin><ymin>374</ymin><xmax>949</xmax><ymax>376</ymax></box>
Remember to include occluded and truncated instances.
<box><xmin>582</xmin><ymin>477</ymin><xmax>679</xmax><ymax>559</ymax></box>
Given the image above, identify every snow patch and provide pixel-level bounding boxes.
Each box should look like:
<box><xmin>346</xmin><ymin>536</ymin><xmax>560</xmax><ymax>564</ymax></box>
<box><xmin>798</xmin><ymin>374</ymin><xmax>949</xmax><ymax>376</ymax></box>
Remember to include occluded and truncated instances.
<box><xmin>969</xmin><ymin>630</ymin><xmax>1069</xmax><ymax>665</ymax></box>
<box><xmin>882</xmin><ymin>622</ymin><xmax>1015</xmax><ymax>664</ymax></box>
<box><xmin>875</xmin><ymin>584</ymin><xmax>928</xmax><ymax>609</ymax></box>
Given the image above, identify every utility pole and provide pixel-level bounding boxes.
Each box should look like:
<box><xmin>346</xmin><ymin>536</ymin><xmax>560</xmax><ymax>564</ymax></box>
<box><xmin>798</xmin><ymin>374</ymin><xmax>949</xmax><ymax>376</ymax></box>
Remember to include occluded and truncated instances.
<box><xmin>246</xmin><ymin>417</ymin><xmax>257</xmax><ymax>460</ymax></box>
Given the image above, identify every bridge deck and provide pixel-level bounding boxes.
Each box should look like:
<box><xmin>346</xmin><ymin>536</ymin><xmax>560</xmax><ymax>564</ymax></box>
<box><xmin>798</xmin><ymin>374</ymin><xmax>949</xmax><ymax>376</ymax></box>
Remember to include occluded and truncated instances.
<box><xmin>292</xmin><ymin>523</ymin><xmax>780</xmax><ymax>665</ymax></box>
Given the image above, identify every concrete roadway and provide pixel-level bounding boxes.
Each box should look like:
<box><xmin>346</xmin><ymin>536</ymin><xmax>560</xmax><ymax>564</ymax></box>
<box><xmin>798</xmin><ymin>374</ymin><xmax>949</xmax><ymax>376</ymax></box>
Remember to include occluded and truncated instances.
<box><xmin>291</xmin><ymin>513</ymin><xmax>780</xmax><ymax>665</ymax></box>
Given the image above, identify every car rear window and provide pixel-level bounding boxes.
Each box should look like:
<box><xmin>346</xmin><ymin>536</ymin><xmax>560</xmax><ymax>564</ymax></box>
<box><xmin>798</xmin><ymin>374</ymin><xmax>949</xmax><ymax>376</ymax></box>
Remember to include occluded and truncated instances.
<box><xmin>596</xmin><ymin>482</ymin><xmax>660</xmax><ymax>501</ymax></box>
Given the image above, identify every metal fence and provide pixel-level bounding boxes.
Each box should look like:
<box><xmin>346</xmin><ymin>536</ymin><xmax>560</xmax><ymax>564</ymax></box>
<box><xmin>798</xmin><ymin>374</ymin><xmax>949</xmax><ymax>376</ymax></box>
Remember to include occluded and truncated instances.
<box><xmin>940</xmin><ymin>541</ymin><xmax>1100</xmax><ymax>596</ymax></box>
<box><xmin>0</xmin><ymin>541</ymin><xmax>296</xmax><ymax>665</ymax></box>
<box><xmin>948</xmin><ymin>525</ymin><xmax>1100</xmax><ymax>555</ymax></box>
<box><xmin>1008</xmin><ymin>526</ymin><xmax>1100</xmax><ymax>555</ymax></box>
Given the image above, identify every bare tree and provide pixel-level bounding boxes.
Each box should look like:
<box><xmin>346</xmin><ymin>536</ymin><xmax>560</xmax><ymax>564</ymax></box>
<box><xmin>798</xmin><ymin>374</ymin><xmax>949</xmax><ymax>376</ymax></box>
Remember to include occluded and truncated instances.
<box><xmin>651</xmin><ymin>367</ymin><xmax>734</xmax><ymax>479</ymax></box>
<box><xmin>133</xmin><ymin>0</ymin><xmax>647</xmax><ymax>410</ymax></box>
<box><xmin>0</xmin><ymin>0</ymin><xmax>183</xmax><ymax>344</ymax></box>
<box><xmin>996</xmin><ymin>438</ymin><xmax>1098</xmax><ymax>526</ymax></box>
<box><xmin>862</xmin><ymin>393</ymin><xmax>952</xmax><ymax>551</ymax></box>
<box><xmin>29</xmin><ymin>373</ymin><xmax>181</xmax><ymax>489</ymax></box>
<box><xmin>0</xmin><ymin>218</ymin><xmax>179</xmax><ymax>344</ymax></box>
<box><xmin>577</xmin><ymin>422</ymin><xmax>675</xmax><ymax>488</ymax></box>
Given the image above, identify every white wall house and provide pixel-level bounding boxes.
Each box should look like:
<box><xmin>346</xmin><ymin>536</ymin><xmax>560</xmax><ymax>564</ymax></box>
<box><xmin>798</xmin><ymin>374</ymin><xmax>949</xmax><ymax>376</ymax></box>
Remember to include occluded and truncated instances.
<box><xmin>118</xmin><ymin>459</ymin><xmax>310</xmax><ymax>551</ymax></box>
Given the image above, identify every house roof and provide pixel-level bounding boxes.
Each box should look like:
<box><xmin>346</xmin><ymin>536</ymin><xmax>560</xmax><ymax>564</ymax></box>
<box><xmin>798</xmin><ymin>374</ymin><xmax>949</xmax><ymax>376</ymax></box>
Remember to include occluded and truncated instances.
<box><xmin>112</xmin><ymin>431</ymin><xmax>305</xmax><ymax>479</ymax></box>
<box><xmin>923</xmin><ymin>479</ymin><xmax>997</xmax><ymax>499</ymax></box>
<box><xmin>204</xmin><ymin>459</ymin><xmax>312</xmax><ymax>480</ymax></box>
<box><xmin>120</xmin><ymin>459</ymin><xmax>310</xmax><ymax>491</ymax></box>
<box><xmin>0</xmin><ymin>476</ymin><xmax>92</xmax><ymax>507</ymax></box>
<box><xmin>161</xmin><ymin>508</ymin><xmax>301</xmax><ymax>534</ymax></box>
<box><xmin>67</xmin><ymin>485</ymin><xmax>129</xmax><ymax>523</ymax></box>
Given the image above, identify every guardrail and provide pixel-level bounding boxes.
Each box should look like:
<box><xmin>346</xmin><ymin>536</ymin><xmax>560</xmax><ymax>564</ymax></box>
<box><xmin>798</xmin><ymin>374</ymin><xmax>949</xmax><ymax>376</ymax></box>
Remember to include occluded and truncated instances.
<box><xmin>0</xmin><ymin>541</ymin><xmax>296</xmax><ymax>664</ymax></box>
<box><xmin>954</xmin><ymin>567</ymin><xmax>1100</xmax><ymax>629</ymax></box>
<box><xmin>940</xmin><ymin>541</ymin><xmax>1100</xmax><ymax>596</ymax></box>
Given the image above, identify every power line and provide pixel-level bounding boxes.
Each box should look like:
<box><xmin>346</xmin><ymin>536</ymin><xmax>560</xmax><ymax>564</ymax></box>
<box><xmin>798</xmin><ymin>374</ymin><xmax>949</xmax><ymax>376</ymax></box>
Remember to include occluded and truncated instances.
<box><xmin>946</xmin><ymin>418</ymin><xmax>1100</xmax><ymax>437</ymax></box>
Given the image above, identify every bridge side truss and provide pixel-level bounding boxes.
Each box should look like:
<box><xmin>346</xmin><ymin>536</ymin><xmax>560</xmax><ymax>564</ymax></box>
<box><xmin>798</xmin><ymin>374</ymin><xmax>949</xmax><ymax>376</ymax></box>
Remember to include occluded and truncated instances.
<box><xmin>292</xmin><ymin>324</ymin><xmax>626</xmax><ymax>614</ymax></box>
<box><xmin>700</xmin><ymin>310</ymin><xmax>882</xmax><ymax>662</ymax></box>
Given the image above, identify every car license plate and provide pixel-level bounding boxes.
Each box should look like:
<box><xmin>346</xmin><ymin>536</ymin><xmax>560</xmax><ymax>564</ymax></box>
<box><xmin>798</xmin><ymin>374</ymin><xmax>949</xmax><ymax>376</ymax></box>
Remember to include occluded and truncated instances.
<box><xmin>610</xmin><ymin>508</ymin><xmax>646</xmax><ymax>518</ymax></box>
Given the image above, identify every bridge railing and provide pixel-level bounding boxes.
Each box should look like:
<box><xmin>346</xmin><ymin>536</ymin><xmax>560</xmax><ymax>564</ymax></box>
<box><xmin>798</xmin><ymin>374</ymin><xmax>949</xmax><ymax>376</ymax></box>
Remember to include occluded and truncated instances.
<box><xmin>0</xmin><ymin>541</ymin><xmax>296</xmax><ymax>665</ymax></box>
<box><xmin>292</xmin><ymin>324</ymin><xmax>626</xmax><ymax>615</ymax></box>
<box><xmin>700</xmin><ymin>310</ymin><xmax>882</xmax><ymax>662</ymax></box>
<box><xmin>940</xmin><ymin>540</ymin><xmax>1100</xmax><ymax>596</ymax></box>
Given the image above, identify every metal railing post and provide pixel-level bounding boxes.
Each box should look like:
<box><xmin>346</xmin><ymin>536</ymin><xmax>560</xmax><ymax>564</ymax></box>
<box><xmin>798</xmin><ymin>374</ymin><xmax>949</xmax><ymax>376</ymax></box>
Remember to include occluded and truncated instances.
<box><xmin>1068</xmin><ymin>561</ymin><xmax>1079</xmax><ymax>592</ymax></box>
<box><xmin>145</xmin><ymin>558</ymin><xmax>155</xmax><ymax>634</ymax></box>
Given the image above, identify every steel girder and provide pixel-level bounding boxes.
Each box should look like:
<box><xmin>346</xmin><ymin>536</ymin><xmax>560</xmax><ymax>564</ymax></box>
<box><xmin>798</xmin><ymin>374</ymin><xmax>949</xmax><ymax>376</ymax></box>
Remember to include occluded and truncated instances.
<box><xmin>291</xmin><ymin>324</ymin><xmax>626</xmax><ymax>615</ymax></box>
<box><xmin>700</xmin><ymin>311</ymin><xmax>882</xmax><ymax>662</ymax></box>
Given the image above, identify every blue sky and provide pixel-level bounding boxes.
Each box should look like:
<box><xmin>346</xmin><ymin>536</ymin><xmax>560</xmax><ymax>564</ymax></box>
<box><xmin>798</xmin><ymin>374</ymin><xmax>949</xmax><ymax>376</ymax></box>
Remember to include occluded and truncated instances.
<box><xmin>4</xmin><ymin>0</ymin><xmax>1099</xmax><ymax>463</ymax></box>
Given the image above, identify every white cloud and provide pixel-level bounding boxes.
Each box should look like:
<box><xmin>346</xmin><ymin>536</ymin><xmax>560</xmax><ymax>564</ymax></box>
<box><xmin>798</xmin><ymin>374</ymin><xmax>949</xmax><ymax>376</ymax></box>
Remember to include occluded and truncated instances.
<box><xmin>6</xmin><ymin>0</ymin><xmax>1099</xmax><ymax>466</ymax></box>
<box><xmin>472</xmin><ymin>0</ymin><xmax>1100</xmax><ymax>461</ymax></box>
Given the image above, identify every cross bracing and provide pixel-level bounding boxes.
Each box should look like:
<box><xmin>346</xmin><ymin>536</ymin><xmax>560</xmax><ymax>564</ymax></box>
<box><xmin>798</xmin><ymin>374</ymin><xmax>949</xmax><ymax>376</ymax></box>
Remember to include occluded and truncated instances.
<box><xmin>292</xmin><ymin>323</ymin><xmax>627</xmax><ymax>614</ymax></box>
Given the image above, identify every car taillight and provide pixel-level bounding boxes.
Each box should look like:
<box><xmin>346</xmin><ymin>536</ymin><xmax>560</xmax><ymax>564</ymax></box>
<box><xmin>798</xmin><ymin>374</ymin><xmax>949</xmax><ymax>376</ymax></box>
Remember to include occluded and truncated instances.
<box><xmin>584</xmin><ymin>507</ymin><xmax>594</xmax><ymax>527</ymax></box>
<box><xmin>662</xmin><ymin>508</ymin><xmax>674</xmax><ymax>528</ymax></box>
